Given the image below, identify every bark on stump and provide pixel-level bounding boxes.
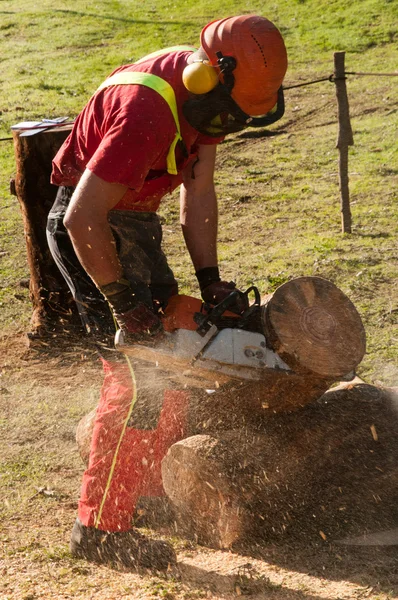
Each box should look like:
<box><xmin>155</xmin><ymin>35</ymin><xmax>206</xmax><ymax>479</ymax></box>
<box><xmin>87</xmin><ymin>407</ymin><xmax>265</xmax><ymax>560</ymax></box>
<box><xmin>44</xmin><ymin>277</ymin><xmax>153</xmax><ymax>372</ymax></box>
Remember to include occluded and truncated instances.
<box><xmin>12</xmin><ymin>125</ymin><xmax>81</xmax><ymax>338</ymax></box>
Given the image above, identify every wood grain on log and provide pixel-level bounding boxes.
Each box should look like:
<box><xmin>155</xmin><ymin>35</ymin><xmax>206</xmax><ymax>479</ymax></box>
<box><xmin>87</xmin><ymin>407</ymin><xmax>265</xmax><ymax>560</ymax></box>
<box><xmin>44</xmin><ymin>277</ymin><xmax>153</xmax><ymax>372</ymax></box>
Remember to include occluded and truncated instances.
<box><xmin>262</xmin><ymin>277</ymin><xmax>366</xmax><ymax>378</ymax></box>
<box><xmin>161</xmin><ymin>433</ymin><xmax>250</xmax><ymax>548</ymax></box>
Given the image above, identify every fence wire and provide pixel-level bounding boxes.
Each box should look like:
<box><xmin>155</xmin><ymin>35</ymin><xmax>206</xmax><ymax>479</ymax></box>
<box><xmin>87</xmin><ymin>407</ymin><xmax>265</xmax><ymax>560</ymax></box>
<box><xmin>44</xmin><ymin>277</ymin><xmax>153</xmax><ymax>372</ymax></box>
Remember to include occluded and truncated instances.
<box><xmin>284</xmin><ymin>70</ymin><xmax>398</xmax><ymax>90</ymax></box>
<box><xmin>1</xmin><ymin>71</ymin><xmax>397</xmax><ymax>143</ymax></box>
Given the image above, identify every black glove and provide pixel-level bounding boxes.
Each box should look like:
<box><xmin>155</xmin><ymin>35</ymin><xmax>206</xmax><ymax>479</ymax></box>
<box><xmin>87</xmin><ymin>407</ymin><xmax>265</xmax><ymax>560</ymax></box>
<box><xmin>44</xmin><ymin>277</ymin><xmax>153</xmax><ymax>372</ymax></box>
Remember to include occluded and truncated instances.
<box><xmin>196</xmin><ymin>267</ymin><xmax>248</xmax><ymax>314</ymax></box>
<box><xmin>100</xmin><ymin>279</ymin><xmax>163</xmax><ymax>343</ymax></box>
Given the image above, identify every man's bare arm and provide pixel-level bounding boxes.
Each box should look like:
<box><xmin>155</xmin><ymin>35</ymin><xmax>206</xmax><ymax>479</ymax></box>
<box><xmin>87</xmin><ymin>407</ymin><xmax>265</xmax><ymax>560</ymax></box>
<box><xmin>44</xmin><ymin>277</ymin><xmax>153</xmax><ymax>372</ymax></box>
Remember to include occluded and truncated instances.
<box><xmin>180</xmin><ymin>144</ymin><xmax>218</xmax><ymax>272</ymax></box>
<box><xmin>63</xmin><ymin>169</ymin><xmax>127</xmax><ymax>287</ymax></box>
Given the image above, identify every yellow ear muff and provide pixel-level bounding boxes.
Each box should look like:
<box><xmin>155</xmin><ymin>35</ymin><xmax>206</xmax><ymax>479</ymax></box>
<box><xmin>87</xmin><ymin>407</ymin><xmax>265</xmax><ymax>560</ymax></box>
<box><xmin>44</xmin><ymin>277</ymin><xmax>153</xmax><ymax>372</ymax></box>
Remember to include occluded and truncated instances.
<box><xmin>182</xmin><ymin>61</ymin><xmax>219</xmax><ymax>94</ymax></box>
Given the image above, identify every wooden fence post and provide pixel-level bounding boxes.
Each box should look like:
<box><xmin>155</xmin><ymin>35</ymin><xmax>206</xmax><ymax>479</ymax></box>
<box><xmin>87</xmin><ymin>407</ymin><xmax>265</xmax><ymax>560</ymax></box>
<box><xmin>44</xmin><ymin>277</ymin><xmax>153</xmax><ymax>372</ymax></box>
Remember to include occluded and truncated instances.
<box><xmin>334</xmin><ymin>51</ymin><xmax>354</xmax><ymax>233</ymax></box>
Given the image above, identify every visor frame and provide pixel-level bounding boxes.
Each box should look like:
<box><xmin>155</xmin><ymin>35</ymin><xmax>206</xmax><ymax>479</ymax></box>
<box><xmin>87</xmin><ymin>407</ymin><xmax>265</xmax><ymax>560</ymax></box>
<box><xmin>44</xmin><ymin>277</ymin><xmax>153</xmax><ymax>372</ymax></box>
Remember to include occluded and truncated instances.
<box><xmin>183</xmin><ymin>83</ymin><xmax>285</xmax><ymax>137</ymax></box>
<box><xmin>226</xmin><ymin>85</ymin><xmax>285</xmax><ymax>128</ymax></box>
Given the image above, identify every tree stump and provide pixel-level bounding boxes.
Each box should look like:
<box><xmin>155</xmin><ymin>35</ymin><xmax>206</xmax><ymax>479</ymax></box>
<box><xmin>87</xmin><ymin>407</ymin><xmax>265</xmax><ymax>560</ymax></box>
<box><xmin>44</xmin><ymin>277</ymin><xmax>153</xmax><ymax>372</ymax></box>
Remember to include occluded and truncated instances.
<box><xmin>12</xmin><ymin>125</ymin><xmax>81</xmax><ymax>337</ymax></box>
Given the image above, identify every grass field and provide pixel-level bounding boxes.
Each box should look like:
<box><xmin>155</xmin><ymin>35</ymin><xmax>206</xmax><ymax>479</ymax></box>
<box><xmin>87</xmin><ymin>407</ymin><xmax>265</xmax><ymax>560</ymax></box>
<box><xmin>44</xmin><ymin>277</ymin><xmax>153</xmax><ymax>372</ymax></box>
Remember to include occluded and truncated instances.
<box><xmin>0</xmin><ymin>0</ymin><xmax>397</xmax><ymax>598</ymax></box>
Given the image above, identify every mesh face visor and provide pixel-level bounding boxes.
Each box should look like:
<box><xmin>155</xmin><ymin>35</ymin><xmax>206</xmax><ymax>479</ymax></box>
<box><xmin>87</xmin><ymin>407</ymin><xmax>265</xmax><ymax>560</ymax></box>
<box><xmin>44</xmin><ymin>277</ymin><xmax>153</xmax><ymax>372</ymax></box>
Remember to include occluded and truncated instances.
<box><xmin>183</xmin><ymin>81</ymin><xmax>285</xmax><ymax>137</ymax></box>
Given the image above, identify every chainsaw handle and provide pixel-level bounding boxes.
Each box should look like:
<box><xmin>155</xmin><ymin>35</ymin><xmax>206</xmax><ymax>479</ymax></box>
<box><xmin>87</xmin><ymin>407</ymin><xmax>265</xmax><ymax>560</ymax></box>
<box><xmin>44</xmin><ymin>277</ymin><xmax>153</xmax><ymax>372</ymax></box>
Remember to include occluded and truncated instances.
<box><xmin>242</xmin><ymin>286</ymin><xmax>261</xmax><ymax>308</ymax></box>
<box><xmin>194</xmin><ymin>286</ymin><xmax>261</xmax><ymax>334</ymax></box>
<box><xmin>209</xmin><ymin>286</ymin><xmax>260</xmax><ymax>319</ymax></box>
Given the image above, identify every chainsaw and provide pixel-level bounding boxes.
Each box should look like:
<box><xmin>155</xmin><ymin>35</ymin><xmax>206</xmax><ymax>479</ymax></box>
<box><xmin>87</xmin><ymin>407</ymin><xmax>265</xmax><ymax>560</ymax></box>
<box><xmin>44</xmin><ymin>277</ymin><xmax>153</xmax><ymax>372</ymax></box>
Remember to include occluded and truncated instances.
<box><xmin>115</xmin><ymin>276</ymin><xmax>366</xmax><ymax>389</ymax></box>
<box><xmin>116</xmin><ymin>286</ymin><xmax>291</xmax><ymax>387</ymax></box>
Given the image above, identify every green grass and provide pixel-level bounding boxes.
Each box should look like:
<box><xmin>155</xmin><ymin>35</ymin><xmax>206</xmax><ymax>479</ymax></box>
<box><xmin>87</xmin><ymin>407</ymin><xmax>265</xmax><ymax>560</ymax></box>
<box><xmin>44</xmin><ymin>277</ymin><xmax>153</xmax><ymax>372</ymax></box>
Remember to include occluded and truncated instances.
<box><xmin>1</xmin><ymin>0</ymin><xmax>397</xmax><ymax>386</ymax></box>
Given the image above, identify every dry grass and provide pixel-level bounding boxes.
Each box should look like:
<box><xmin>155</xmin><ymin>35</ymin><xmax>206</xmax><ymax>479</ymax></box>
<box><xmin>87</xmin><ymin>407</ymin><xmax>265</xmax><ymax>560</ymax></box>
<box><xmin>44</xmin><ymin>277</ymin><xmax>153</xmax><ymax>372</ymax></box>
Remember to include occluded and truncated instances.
<box><xmin>1</xmin><ymin>337</ymin><xmax>398</xmax><ymax>600</ymax></box>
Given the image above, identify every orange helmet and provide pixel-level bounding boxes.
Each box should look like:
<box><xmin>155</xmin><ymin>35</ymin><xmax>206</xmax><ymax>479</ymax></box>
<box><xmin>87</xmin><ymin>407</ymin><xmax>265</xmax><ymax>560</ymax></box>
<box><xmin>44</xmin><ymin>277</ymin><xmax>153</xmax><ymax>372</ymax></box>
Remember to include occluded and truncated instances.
<box><xmin>201</xmin><ymin>15</ymin><xmax>288</xmax><ymax>116</ymax></box>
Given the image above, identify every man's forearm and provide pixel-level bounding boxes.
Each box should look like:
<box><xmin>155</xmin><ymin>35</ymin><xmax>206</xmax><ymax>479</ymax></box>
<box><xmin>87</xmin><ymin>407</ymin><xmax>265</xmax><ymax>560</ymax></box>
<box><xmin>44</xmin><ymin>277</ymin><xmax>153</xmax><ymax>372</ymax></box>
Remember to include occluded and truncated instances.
<box><xmin>66</xmin><ymin>219</ymin><xmax>123</xmax><ymax>287</ymax></box>
<box><xmin>63</xmin><ymin>169</ymin><xmax>127</xmax><ymax>288</ymax></box>
<box><xmin>180</xmin><ymin>185</ymin><xmax>219</xmax><ymax>272</ymax></box>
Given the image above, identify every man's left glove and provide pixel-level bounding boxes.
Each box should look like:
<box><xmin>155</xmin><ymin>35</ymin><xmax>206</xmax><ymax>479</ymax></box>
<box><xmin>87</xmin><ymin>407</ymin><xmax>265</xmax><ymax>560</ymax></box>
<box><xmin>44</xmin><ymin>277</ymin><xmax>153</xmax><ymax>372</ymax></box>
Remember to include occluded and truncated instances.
<box><xmin>100</xmin><ymin>279</ymin><xmax>163</xmax><ymax>344</ymax></box>
<box><xmin>196</xmin><ymin>267</ymin><xmax>248</xmax><ymax>315</ymax></box>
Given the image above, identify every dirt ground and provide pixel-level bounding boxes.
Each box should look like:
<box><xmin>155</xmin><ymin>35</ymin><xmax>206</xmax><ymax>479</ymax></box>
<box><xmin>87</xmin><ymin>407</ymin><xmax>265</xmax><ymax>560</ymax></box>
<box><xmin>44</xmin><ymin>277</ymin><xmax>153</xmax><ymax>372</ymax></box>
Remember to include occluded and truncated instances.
<box><xmin>0</xmin><ymin>333</ymin><xmax>397</xmax><ymax>600</ymax></box>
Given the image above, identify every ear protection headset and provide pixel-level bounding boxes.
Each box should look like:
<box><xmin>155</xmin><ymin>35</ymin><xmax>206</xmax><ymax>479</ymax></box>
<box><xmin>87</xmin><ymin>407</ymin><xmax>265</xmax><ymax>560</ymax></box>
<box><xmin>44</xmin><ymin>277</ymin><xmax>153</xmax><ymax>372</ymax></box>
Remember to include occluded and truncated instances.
<box><xmin>182</xmin><ymin>52</ymin><xmax>237</xmax><ymax>95</ymax></box>
<box><xmin>182</xmin><ymin>50</ymin><xmax>285</xmax><ymax>136</ymax></box>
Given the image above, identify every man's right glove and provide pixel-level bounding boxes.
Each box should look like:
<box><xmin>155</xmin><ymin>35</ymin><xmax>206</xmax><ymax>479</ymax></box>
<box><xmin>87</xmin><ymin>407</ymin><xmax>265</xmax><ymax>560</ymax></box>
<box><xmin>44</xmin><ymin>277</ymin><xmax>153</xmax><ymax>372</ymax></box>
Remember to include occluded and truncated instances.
<box><xmin>100</xmin><ymin>279</ymin><xmax>163</xmax><ymax>344</ymax></box>
<box><xmin>196</xmin><ymin>267</ymin><xmax>249</xmax><ymax>315</ymax></box>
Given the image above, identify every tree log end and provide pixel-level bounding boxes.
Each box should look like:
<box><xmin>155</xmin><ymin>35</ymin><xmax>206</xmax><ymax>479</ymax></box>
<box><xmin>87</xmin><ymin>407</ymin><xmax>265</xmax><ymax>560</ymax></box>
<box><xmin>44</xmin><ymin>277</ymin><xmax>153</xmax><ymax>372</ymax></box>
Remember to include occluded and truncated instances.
<box><xmin>161</xmin><ymin>435</ymin><xmax>247</xmax><ymax>548</ymax></box>
<box><xmin>263</xmin><ymin>277</ymin><xmax>366</xmax><ymax>378</ymax></box>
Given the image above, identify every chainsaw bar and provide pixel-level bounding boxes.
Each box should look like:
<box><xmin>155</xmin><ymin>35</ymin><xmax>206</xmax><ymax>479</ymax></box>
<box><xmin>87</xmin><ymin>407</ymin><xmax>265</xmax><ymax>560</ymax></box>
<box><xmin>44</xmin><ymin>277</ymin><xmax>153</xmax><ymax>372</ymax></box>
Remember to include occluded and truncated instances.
<box><xmin>115</xmin><ymin>326</ymin><xmax>290</xmax><ymax>388</ymax></box>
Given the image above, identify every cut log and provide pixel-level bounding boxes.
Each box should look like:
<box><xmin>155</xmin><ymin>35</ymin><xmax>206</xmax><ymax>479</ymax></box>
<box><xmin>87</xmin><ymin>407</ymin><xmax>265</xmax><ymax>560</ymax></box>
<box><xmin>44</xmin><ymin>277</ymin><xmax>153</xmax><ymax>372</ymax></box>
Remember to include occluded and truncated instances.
<box><xmin>12</xmin><ymin>125</ymin><xmax>81</xmax><ymax>337</ymax></box>
<box><xmin>76</xmin><ymin>381</ymin><xmax>398</xmax><ymax>549</ymax></box>
<box><xmin>161</xmin><ymin>433</ymin><xmax>250</xmax><ymax>548</ymax></box>
<box><xmin>161</xmin><ymin>383</ymin><xmax>398</xmax><ymax>549</ymax></box>
<box><xmin>262</xmin><ymin>276</ymin><xmax>366</xmax><ymax>378</ymax></box>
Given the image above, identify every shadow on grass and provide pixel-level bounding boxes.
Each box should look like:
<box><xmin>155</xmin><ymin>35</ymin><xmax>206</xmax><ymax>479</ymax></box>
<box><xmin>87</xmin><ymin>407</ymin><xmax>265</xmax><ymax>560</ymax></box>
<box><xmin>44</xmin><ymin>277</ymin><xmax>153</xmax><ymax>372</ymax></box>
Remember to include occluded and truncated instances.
<box><xmin>355</xmin><ymin>231</ymin><xmax>391</xmax><ymax>238</ymax></box>
<box><xmin>53</xmin><ymin>9</ymin><xmax>196</xmax><ymax>26</ymax></box>
<box><xmin>237</xmin><ymin>129</ymin><xmax>288</xmax><ymax>140</ymax></box>
<box><xmin>178</xmin><ymin>560</ymin><xmax>333</xmax><ymax>599</ymax></box>
<box><xmin>242</xmin><ymin>542</ymin><xmax>398</xmax><ymax>598</ymax></box>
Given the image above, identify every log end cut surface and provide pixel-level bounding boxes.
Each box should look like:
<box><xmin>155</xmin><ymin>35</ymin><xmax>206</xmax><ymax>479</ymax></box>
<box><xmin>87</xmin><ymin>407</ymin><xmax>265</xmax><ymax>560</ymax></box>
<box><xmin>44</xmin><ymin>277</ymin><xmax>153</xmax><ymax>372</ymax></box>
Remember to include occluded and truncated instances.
<box><xmin>264</xmin><ymin>277</ymin><xmax>366</xmax><ymax>378</ymax></box>
<box><xmin>162</xmin><ymin>435</ymin><xmax>246</xmax><ymax>548</ymax></box>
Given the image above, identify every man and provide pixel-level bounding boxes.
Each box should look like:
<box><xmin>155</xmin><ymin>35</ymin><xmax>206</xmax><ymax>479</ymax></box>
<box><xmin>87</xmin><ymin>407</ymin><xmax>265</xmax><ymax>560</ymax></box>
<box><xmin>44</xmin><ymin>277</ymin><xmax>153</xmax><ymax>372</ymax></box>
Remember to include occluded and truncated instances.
<box><xmin>47</xmin><ymin>14</ymin><xmax>287</xmax><ymax>570</ymax></box>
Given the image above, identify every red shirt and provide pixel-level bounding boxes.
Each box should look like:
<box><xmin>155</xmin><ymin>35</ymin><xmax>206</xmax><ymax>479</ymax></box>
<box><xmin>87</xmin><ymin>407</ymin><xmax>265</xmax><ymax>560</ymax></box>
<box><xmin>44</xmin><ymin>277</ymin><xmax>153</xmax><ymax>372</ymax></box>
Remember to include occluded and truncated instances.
<box><xmin>51</xmin><ymin>50</ymin><xmax>221</xmax><ymax>212</ymax></box>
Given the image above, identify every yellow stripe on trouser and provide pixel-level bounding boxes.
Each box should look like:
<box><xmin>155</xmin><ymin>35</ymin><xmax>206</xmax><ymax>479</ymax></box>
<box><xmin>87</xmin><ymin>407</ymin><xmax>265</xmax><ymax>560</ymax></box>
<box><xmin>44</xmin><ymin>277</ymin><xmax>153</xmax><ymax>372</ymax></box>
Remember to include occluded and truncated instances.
<box><xmin>94</xmin><ymin>354</ymin><xmax>137</xmax><ymax>528</ymax></box>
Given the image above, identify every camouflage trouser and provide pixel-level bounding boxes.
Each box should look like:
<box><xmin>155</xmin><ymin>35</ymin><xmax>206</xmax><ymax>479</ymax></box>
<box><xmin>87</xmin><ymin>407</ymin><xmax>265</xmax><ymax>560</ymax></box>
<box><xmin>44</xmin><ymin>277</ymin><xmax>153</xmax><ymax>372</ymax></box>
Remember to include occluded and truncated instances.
<box><xmin>46</xmin><ymin>186</ymin><xmax>178</xmax><ymax>351</ymax></box>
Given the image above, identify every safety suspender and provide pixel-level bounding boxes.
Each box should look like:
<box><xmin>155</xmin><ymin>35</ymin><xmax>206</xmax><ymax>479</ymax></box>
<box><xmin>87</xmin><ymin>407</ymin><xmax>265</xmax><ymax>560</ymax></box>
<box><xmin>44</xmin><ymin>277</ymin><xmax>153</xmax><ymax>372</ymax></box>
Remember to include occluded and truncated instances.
<box><xmin>97</xmin><ymin>46</ymin><xmax>196</xmax><ymax>176</ymax></box>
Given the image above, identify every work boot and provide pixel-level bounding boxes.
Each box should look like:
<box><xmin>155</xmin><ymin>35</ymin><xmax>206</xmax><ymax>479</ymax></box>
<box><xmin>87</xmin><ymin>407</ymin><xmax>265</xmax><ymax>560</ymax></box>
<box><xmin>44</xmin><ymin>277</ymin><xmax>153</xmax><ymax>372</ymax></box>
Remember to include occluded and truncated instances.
<box><xmin>70</xmin><ymin>519</ymin><xmax>176</xmax><ymax>570</ymax></box>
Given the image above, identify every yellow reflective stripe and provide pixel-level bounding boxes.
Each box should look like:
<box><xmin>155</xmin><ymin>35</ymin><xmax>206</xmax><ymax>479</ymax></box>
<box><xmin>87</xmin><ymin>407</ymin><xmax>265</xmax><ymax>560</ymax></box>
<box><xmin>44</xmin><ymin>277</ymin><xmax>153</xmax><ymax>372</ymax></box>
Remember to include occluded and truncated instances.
<box><xmin>98</xmin><ymin>72</ymin><xmax>180</xmax><ymax>134</ymax></box>
<box><xmin>97</xmin><ymin>72</ymin><xmax>183</xmax><ymax>175</ymax></box>
<box><xmin>94</xmin><ymin>354</ymin><xmax>137</xmax><ymax>529</ymax></box>
<box><xmin>167</xmin><ymin>135</ymin><xmax>180</xmax><ymax>175</ymax></box>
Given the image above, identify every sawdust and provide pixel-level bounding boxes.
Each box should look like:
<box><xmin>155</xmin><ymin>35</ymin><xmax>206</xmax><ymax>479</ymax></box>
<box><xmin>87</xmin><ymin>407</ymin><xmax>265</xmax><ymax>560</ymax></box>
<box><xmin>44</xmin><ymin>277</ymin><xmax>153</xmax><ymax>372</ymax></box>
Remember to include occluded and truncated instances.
<box><xmin>0</xmin><ymin>334</ymin><xmax>397</xmax><ymax>600</ymax></box>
